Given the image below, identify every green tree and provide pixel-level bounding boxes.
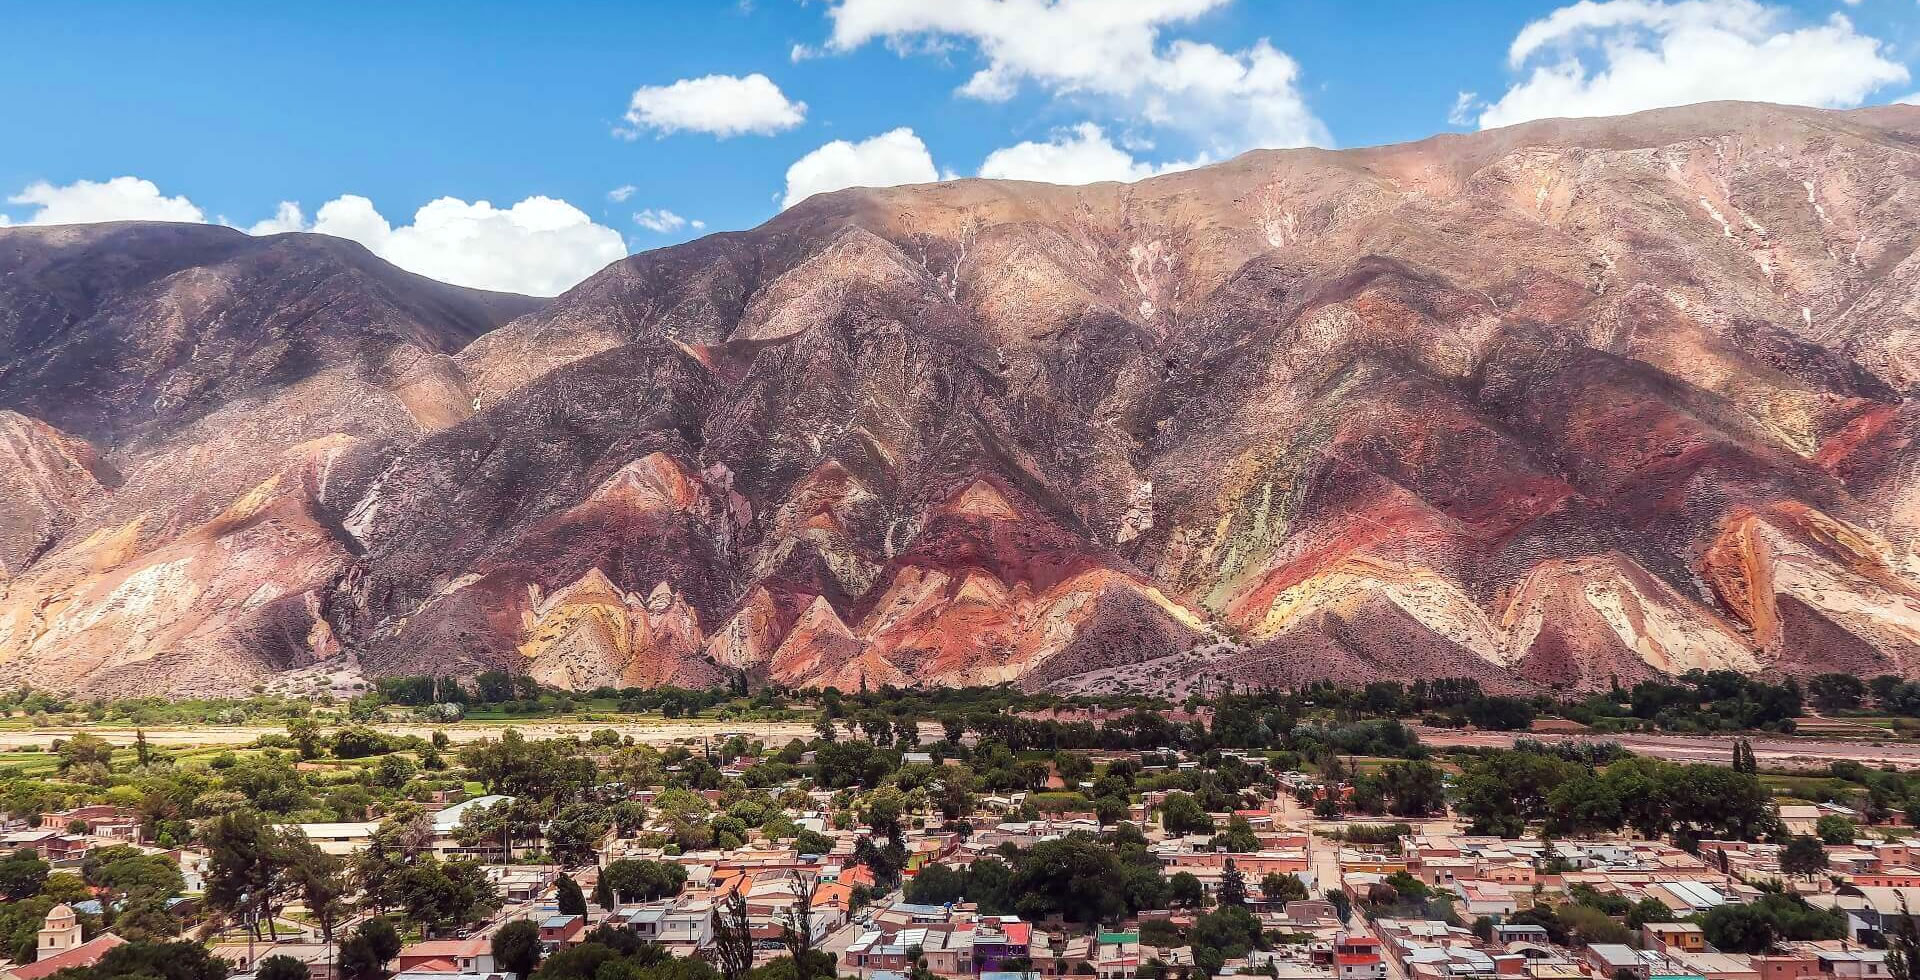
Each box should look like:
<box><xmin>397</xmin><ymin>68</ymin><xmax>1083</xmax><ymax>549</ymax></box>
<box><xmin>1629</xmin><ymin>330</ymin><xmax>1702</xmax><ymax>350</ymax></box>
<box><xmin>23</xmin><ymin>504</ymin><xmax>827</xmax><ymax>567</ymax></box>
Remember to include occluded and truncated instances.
<box><xmin>1817</xmin><ymin>814</ymin><xmax>1858</xmax><ymax>845</ymax></box>
<box><xmin>493</xmin><ymin>919</ymin><xmax>542</xmax><ymax>978</ymax></box>
<box><xmin>557</xmin><ymin>873</ymin><xmax>588</xmax><ymax>917</ymax></box>
<box><xmin>287</xmin><ymin>719</ymin><xmax>323</xmax><ymax>759</ymax></box>
<box><xmin>1700</xmin><ymin>892</ymin><xmax>1846</xmax><ymax>953</ymax></box>
<box><xmin>52</xmin><ymin>940</ymin><xmax>228</xmax><ymax>980</ymax></box>
<box><xmin>1169</xmin><ymin>872</ymin><xmax>1205</xmax><ymax>909</ymax></box>
<box><xmin>1219</xmin><ymin>859</ymin><xmax>1247</xmax><ymax>907</ymax></box>
<box><xmin>256</xmin><ymin>954</ymin><xmax>311</xmax><ymax>980</ymax></box>
<box><xmin>1809</xmin><ymin>674</ymin><xmax>1866</xmax><ymax>714</ymax></box>
<box><xmin>0</xmin><ymin>849</ymin><xmax>50</xmax><ymax>900</ymax></box>
<box><xmin>341</xmin><ymin>917</ymin><xmax>403</xmax><ymax>980</ymax></box>
<box><xmin>1261</xmin><ymin>872</ymin><xmax>1308</xmax><ymax>903</ymax></box>
<box><xmin>1159</xmin><ymin>793</ymin><xmax>1214</xmax><ymax>836</ymax></box>
<box><xmin>1211</xmin><ymin>816</ymin><xmax>1259</xmax><ymax>853</ymax></box>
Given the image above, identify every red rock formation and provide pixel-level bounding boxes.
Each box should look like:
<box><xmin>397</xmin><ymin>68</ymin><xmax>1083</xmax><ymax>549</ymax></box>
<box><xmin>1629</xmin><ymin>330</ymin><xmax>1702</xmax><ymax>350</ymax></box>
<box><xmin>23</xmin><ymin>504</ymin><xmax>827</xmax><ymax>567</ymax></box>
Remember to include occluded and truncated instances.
<box><xmin>5</xmin><ymin>102</ymin><xmax>1920</xmax><ymax>694</ymax></box>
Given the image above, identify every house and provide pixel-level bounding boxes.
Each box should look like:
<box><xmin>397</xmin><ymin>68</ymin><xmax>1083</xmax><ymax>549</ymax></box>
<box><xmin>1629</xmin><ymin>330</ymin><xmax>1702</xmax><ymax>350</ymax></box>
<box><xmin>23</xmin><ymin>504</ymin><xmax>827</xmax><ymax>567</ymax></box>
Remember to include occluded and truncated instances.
<box><xmin>1586</xmin><ymin>944</ymin><xmax>1645</xmax><ymax>980</ymax></box>
<box><xmin>396</xmin><ymin>938</ymin><xmax>498</xmax><ymax>975</ymax></box>
<box><xmin>538</xmin><ymin>914</ymin><xmax>586</xmax><ymax>949</ymax></box>
<box><xmin>1494</xmin><ymin>924</ymin><xmax>1550</xmax><ymax>946</ymax></box>
<box><xmin>284</xmin><ymin>821</ymin><xmax>380</xmax><ymax>856</ymax></box>
<box><xmin>1644</xmin><ymin>923</ymin><xmax>1706</xmax><ymax>954</ymax></box>
<box><xmin>1</xmin><ymin>906</ymin><xmax>126</xmax><ymax>980</ymax></box>
<box><xmin>39</xmin><ymin>806</ymin><xmax>140</xmax><ymax>841</ymax></box>
<box><xmin>217</xmin><ymin>942</ymin><xmax>336</xmax><ymax>980</ymax></box>
<box><xmin>433</xmin><ymin>796</ymin><xmax>517</xmax><ymax>859</ymax></box>
<box><xmin>1335</xmin><ymin>935</ymin><xmax>1386</xmax><ymax>980</ymax></box>
<box><xmin>1453</xmin><ymin>881</ymin><xmax>1517</xmax><ymax>919</ymax></box>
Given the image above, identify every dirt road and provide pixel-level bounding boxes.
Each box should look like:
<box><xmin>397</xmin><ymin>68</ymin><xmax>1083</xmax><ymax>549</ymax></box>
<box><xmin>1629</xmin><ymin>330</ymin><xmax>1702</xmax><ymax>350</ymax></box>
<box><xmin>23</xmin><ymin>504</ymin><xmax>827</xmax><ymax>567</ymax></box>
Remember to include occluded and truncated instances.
<box><xmin>0</xmin><ymin>719</ymin><xmax>825</xmax><ymax>751</ymax></box>
<box><xmin>1415</xmin><ymin>726</ymin><xmax>1920</xmax><ymax>770</ymax></box>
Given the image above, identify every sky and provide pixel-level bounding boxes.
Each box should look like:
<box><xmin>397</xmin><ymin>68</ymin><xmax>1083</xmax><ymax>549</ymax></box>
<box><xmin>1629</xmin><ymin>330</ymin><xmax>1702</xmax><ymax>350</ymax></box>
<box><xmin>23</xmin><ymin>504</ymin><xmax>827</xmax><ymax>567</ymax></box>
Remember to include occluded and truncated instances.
<box><xmin>4</xmin><ymin>0</ymin><xmax>1917</xmax><ymax>296</ymax></box>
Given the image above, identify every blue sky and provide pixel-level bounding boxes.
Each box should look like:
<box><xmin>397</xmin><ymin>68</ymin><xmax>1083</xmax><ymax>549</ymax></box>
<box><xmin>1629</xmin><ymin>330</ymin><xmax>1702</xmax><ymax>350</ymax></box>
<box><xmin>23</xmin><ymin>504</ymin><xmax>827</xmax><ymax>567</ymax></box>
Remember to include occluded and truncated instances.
<box><xmin>4</xmin><ymin>0</ymin><xmax>1917</xmax><ymax>295</ymax></box>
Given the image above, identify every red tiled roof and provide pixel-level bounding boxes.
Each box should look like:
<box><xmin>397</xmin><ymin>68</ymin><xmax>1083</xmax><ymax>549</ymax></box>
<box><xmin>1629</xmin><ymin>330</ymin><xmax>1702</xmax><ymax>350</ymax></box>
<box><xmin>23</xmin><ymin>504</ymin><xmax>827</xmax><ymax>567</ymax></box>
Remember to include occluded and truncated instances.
<box><xmin>10</xmin><ymin>935</ymin><xmax>128</xmax><ymax>980</ymax></box>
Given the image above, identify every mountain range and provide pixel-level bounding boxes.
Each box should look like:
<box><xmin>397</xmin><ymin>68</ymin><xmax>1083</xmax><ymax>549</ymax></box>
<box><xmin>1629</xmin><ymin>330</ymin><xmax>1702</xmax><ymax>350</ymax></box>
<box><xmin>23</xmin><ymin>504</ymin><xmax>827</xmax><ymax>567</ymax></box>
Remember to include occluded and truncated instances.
<box><xmin>3</xmin><ymin>100</ymin><xmax>1918</xmax><ymax>697</ymax></box>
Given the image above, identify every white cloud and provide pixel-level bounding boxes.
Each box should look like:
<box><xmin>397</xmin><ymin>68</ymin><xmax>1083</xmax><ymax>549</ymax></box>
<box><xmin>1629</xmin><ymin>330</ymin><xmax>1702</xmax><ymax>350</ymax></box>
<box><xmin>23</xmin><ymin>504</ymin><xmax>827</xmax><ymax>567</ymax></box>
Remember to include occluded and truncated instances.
<box><xmin>1478</xmin><ymin>0</ymin><xmax>1910</xmax><ymax>129</ymax></box>
<box><xmin>978</xmin><ymin>122</ymin><xmax>1202</xmax><ymax>184</ymax></box>
<box><xmin>245</xmin><ymin>201</ymin><xmax>307</xmax><ymax>235</ymax></box>
<box><xmin>781</xmin><ymin>127</ymin><xmax>941</xmax><ymax>209</ymax></box>
<box><xmin>1448</xmin><ymin>91</ymin><xmax>1482</xmax><ymax>127</ymax></box>
<box><xmin>633</xmin><ymin>208</ymin><xmax>690</xmax><ymax>233</ymax></box>
<box><xmin>819</xmin><ymin>0</ymin><xmax>1328</xmax><ymax>154</ymax></box>
<box><xmin>1899</xmin><ymin>92</ymin><xmax>1920</xmax><ymax>105</ymax></box>
<box><xmin>303</xmin><ymin>195</ymin><xmax>626</xmax><ymax>296</ymax></box>
<box><xmin>5</xmin><ymin>176</ymin><xmax>206</xmax><ymax>225</ymax></box>
<box><xmin>691</xmin><ymin>219</ymin><xmax>707</xmax><ymax>230</ymax></box>
<box><xmin>618</xmin><ymin>72</ymin><xmax>806</xmax><ymax>138</ymax></box>
<box><xmin>607</xmin><ymin>184</ymin><xmax>637</xmax><ymax>202</ymax></box>
<box><xmin>1</xmin><ymin>176</ymin><xmax>621</xmax><ymax>296</ymax></box>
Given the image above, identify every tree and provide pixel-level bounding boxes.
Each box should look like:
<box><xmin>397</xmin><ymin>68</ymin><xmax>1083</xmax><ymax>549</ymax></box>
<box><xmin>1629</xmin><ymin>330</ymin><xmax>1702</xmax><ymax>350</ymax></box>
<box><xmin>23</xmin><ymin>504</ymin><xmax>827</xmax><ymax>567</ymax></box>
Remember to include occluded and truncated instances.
<box><xmin>905</xmin><ymin>863</ymin><xmax>969</xmax><ymax>906</ymax></box>
<box><xmin>1326</xmin><ymin>889</ymin><xmax>1351</xmax><ymax>923</ymax></box>
<box><xmin>493</xmin><ymin>919</ymin><xmax>542</xmax><ymax>979</ymax></box>
<box><xmin>780</xmin><ymin>873</ymin><xmax>824</xmax><ymax>980</ymax></box>
<box><xmin>1262</xmin><ymin>872</ymin><xmax>1308</xmax><ymax>903</ymax></box>
<box><xmin>548</xmin><ymin>804</ymin><xmax>611</xmax><ymax>868</ymax></box>
<box><xmin>1782</xmin><ymin>836</ymin><xmax>1828</xmax><ymax>881</ymax></box>
<box><xmin>287</xmin><ymin>719</ymin><xmax>323</xmax><ymax>759</ymax></box>
<box><xmin>204</xmin><ymin>809</ymin><xmax>304</xmax><ymax>940</ymax></box>
<box><xmin>57</xmin><ymin>733</ymin><xmax>114</xmax><ymax>771</ymax></box>
<box><xmin>713</xmin><ymin>890</ymin><xmax>756</xmax><ymax>980</ymax></box>
<box><xmin>556</xmin><ymin>873</ymin><xmax>588</xmax><ymax>917</ymax></box>
<box><xmin>52</xmin><ymin>940</ymin><xmax>229</xmax><ymax>980</ymax></box>
<box><xmin>1817</xmin><ymin>814</ymin><xmax>1858</xmax><ymax>845</ymax></box>
<box><xmin>1700</xmin><ymin>892</ymin><xmax>1846</xmax><ymax>953</ymax></box>
<box><xmin>1732</xmin><ymin>738</ymin><xmax>1758</xmax><ymax>775</ymax></box>
<box><xmin>287</xmin><ymin>844</ymin><xmax>351</xmax><ymax>956</ymax></box>
<box><xmin>1007</xmin><ymin>835</ymin><xmax>1128</xmax><ymax>925</ymax></box>
<box><xmin>1169</xmin><ymin>872</ymin><xmax>1205</xmax><ymax>909</ymax></box>
<box><xmin>340</xmin><ymin>917</ymin><xmax>403</xmax><ymax>980</ymax></box>
<box><xmin>1219</xmin><ymin>859</ymin><xmax>1247</xmax><ymax>907</ymax></box>
<box><xmin>1160</xmin><ymin>793</ymin><xmax>1214</xmax><ymax>836</ymax></box>
<box><xmin>601</xmin><ymin>859</ymin><xmax>688</xmax><ymax>903</ymax></box>
<box><xmin>593</xmin><ymin>872</ymin><xmax>615</xmax><ymax>911</ymax></box>
<box><xmin>256</xmin><ymin>955</ymin><xmax>311</xmax><ymax>980</ymax></box>
<box><xmin>0</xmin><ymin>848</ymin><xmax>49</xmax><ymax>900</ymax></box>
<box><xmin>794</xmin><ymin>829</ymin><xmax>833</xmax><ymax>857</ymax></box>
<box><xmin>1212</xmin><ymin>816</ymin><xmax>1259</xmax><ymax>853</ymax></box>
<box><xmin>1888</xmin><ymin>896</ymin><xmax>1920</xmax><ymax>980</ymax></box>
<box><xmin>1809</xmin><ymin>674</ymin><xmax>1866</xmax><ymax>714</ymax></box>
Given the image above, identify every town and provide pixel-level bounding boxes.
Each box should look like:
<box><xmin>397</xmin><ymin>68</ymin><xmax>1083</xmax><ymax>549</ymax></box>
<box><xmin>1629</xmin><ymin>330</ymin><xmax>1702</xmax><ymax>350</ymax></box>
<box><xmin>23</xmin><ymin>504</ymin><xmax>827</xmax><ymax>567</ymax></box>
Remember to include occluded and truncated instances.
<box><xmin>1</xmin><ymin>678</ymin><xmax>1919</xmax><ymax>980</ymax></box>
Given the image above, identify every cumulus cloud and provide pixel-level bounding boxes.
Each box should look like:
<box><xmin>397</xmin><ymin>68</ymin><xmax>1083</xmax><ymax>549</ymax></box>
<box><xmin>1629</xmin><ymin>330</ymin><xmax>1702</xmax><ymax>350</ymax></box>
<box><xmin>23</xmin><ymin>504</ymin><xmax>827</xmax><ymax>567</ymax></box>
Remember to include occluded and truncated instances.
<box><xmin>300</xmin><ymin>195</ymin><xmax>626</xmax><ymax>296</ymax></box>
<box><xmin>978</xmin><ymin>122</ymin><xmax>1202</xmax><ymax>184</ymax></box>
<box><xmin>633</xmin><ymin>208</ymin><xmax>690</xmax><ymax>232</ymax></box>
<box><xmin>781</xmin><ymin>127</ymin><xmax>941</xmax><ymax>209</ymax></box>
<box><xmin>819</xmin><ymin>0</ymin><xmax>1328</xmax><ymax>154</ymax></box>
<box><xmin>607</xmin><ymin>184</ymin><xmax>637</xmax><ymax>202</ymax></box>
<box><xmin>1899</xmin><ymin>92</ymin><xmax>1920</xmax><ymax>105</ymax></box>
<box><xmin>1448</xmin><ymin>91</ymin><xmax>1482</xmax><ymax>127</ymax></box>
<box><xmin>245</xmin><ymin>201</ymin><xmax>307</xmax><ymax>235</ymax></box>
<box><xmin>1</xmin><ymin>176</ymin><xmax>621</xmax><ymax>295</ymax></box>
<box><xmin>1478</xmin><ymin>0</ymin><xmax>1910</xmax><ymax>129</ymax></box>
<box><xmin>618</xmin><ymin>72</ymin><xmax>806</xmax><ymax>138</ymax></box>
<box><xmin>5</xmin><ymin>176</ymin><xmax>206</xmax><ymax>225</ymax></box>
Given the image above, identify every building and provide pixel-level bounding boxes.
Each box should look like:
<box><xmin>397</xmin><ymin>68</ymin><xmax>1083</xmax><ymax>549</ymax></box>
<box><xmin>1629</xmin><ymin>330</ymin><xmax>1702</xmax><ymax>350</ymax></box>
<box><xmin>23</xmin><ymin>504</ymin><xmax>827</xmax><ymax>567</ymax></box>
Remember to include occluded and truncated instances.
<box><xmin>538</xmin><ymin>914</ymin><xmax>586</xmax><ymax>949</ymax></box>
<box><xmin>395</xmin><ymin>937</ymin><xmax>499</xmax><ymax>976</ymax></box>
<box><xmin>1586</xmin><ymin>944</ymin><xmax>1646</xmax><ymax>980</ymax></box>
<box><xmin>0</xmin><ymin>906</ymin><xmax>126</xmax><ymax>980</ymax></box>
<box><xmin>1334</xmin><ymin>935</ymin><xmax>1386</xmax><ymax>980</ymax></box>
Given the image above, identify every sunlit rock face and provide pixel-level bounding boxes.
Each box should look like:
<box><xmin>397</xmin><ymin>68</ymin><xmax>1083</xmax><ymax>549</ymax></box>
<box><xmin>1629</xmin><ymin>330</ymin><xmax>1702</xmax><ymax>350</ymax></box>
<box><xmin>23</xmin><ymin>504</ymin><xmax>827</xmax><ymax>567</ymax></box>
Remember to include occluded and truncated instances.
<box><xmin>5</xmin><ymin>101</ymin><xmax>1920</xmax><ymax>695</ymax></box>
